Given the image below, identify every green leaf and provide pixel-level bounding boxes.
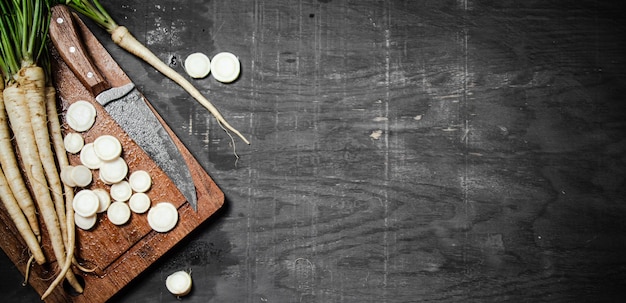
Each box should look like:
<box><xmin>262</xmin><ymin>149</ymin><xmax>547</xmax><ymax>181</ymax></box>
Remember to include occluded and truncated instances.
<box><xmin>64</xmin><ymin>0</ymin><xmax>118</xmax><ymax>32</ymax></box>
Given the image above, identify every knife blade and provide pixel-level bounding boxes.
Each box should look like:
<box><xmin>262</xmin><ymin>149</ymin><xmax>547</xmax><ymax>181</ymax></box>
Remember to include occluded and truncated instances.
<box><xmin>49</xmin><ymin>5</ymin><xmax>198</xmax><ymax>211</ymax></box>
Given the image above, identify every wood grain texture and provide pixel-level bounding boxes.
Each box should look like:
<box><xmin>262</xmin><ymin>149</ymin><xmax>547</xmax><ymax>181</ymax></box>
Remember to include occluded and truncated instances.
<box><xmin>2</xmin><ymin>0</ymin><xmax>626</xmax><ymax>302</ymax></box>
<box><xmin>0</xmin><ymin>8</ymin><xmax>223</xmax><ymax>303</ymax></box>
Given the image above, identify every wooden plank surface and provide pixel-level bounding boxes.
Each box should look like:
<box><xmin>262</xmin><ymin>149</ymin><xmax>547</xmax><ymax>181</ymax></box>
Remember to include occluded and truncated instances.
<box><xmin>0</xmin><ymin>7</ymin><xmax>223</xmax><ymax>303</ymax></box>
<box><xmin>2</xmin><ymin>0</ymin><xmax>626</xmax><ymax>302</ymax></box>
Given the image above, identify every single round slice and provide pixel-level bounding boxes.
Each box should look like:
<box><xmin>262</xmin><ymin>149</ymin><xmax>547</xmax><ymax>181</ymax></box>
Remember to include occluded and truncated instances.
<box><xmin>110</xmin><ymin>181</ymin><xmax>132</xmax><ymax>202</ymax></box>
<box><xmin>73</xmin><ymin>189</ymin><xmax>100</xmax><ymax>217</ymax></box>
<box><xmin>66</xmin><ymin>100</ymin><xmax>97</xmax><ymax>132</ymax></box>
<box><xmin>92</xmin><ymin>188</ymin><xmax>111</xmax><ymax>213</ymax></box>
<box><xmin>99</xmin><ymin>157</ymin><xmax>128</xmax><ymax>184</ymax></box>
<box><xmin>63</xmin><ymin>133</ymin><xmax>84</xmax><ymax>154</ymax></box>
<box><xmin>80</xmin><ymin>143</ymin><xmax>102</xmax><ymax>169</ymax></box>
<box><xmin>70</xmin><ymin>165</ymin><xmax>93</xmax><ymax>188</ymax></box>
<box><xmin>184</xmin><ymin>52</ymin><xmax>211</xmax><ymax>79</ymax></box>
<box><xmin>93</xmin><ymin>135</ymin><xmax>122</xmax><ymax>161</ymax></box>
<box><xmin>129</xmin><ymin>192</ymin><xmax>151</xmax><ymax>214</ymax></box>
<box><xmin>60</xmin><ymin>166</ymin><xmax>77</xmax><ymax>187</ymax></box>
<box><xmin>165</xmin><ymin>270</ymin><xmax>193</xmax><ymax>296</ymax></box>
<box><xmin>129</xmin><ymin>170</ymin><xmax>151</xmax><ymax>193</ymax></box>
<box><xmin>107</xmin><ymin>202</ymin><xmax>131</xmax><ymax>225</ymax></box>
<box><xmin>74</xmin><ymin>213</ymin><xmax>97</xmax><ymax>230</ymax></box>
<box><xmin>210</xmin><ymin>52</ymin><xmax>240</xmax><ymax>83</ymax></box>
<box><xmin>147</xmin><ymin>202</ymin><xmax>178</xmax><ymax>232</ymax></box>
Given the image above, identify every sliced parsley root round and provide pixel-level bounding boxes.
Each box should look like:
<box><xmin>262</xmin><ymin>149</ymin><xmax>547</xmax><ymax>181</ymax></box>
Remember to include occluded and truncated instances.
<box><xmin>148</xmin><ymin>202</ymin><xmax>178</xmax><ymax>232</ymax></box>
<box><xmin>166</xmin><ymin>270</ymin><xmax>193</xmax><ymax>297</ymax></box>
<box><xmin>184</xmin><ymin>52</ymin><xmax>211</xmax><ymax>79</ymax></box>
<box><xmin>107</xmin><ymin>201</ymin><xmax>131</xmax><ymax>225</ymax></box>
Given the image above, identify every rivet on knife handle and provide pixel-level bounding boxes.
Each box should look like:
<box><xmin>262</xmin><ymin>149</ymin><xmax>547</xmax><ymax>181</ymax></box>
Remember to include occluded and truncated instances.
<box><xmin>49</xmin><ymin>5</ymin><xmax>111</xmax><ymax>97</ymax></box>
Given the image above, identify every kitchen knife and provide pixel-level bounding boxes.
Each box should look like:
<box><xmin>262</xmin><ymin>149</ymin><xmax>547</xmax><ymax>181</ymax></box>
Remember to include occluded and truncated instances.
<box><xmin>49</xmin><ymin>5</ymin><xmax>198</xmax><ymax>211</ymax></box>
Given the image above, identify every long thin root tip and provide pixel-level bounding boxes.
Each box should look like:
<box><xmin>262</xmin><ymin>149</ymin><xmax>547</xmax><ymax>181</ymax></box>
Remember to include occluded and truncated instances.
<box><xmin>236</xmin><ymin>132</ymin><xmax>250</xmax><ymax>145</ymax></box>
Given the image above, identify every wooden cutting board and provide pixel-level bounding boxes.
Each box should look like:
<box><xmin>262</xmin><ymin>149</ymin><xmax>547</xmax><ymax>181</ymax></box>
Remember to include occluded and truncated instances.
<box><xmin>0</xmin><ymin>13</ymin><xmax>224</xmax><ymax>303</ymax></box>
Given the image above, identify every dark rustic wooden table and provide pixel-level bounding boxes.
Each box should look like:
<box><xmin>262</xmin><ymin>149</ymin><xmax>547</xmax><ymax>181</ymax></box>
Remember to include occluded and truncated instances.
<box><xmin>2</xmin><ymin>0</ymin><xmax>626</xmax><ymax>302</ymax></box>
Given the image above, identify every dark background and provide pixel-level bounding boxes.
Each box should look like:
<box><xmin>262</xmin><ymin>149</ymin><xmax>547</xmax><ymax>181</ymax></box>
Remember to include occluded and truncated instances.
<box><xmin>2</xmin><ymin>0</ymin><xmax>626</xmax><ymax>302</ymax></box>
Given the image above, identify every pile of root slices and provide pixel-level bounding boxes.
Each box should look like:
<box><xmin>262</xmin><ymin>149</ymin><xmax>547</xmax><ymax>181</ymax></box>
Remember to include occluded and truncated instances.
<box><xmin>63</xmin><ymin>100</ymin><xmax>179</xmax><ymax>232</ymax></box>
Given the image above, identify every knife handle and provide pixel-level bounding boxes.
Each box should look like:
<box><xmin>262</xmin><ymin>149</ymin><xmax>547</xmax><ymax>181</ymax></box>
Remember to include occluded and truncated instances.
<box><xmin>50</xmin><ymin>5</ymin><xmax>111</xmax><ymax>97</ymax></box>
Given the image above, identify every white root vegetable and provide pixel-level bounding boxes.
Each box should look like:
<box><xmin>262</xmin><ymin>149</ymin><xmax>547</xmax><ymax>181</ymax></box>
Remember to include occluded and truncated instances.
<box><xmin>3</xmin><ymin>86</ymin><xmax>58</xmax><ymax>227</ymax></box>
<box><xmin>60</xmin><ymin>166</ymin><xmax>78</xmax><ymax>187</ymax></box>
<box><xmin>210</xmin><ymin>52</ymin><xmax>241</xmax><ymax>83</ymax></box>
<box><xmin>184</xmin><ymin>52</ymin><xmax>211</xmax><ymax>79</ymax></box>
<box><xmin>147</xmin><ymin>202</ymin><xmax>178</xmax><ymax>232</ymax></box>
<box><xmin>99</xmin><ymin>156</ymin><xmax>128</xmax><ymax>184</ymax></box>
<box><xmin>0</xmin><ymin>82</ymin><xmax>42</xmax><ymax>244</ymax></box>
<box><xmin>107</xmin><ymin>201</ymin><xmax>131</xmax><ymax>225</ymax></box>
<box><xmin>2</xmin><ymin>2</ymin><xmax>82</xmax><ymax>298</ymax></box>
<box><xmin>74</xmin><ymin>212</ymin><xmax>97</xmax><ymax>230</ymax></box>
<box><xmin>0</xmin><ymin>166</ymin><xmax>46</xmax><ymax>264</ymax></box>
<box><xmin>165</xmin><ymin>270</ymin><xmax>193</xmax><ymax>297</ymax></box>
<box><xmin>73</xmin><ymin>189</ymin><xmax>100</xmax><ymax>218</ymax></box>
<box><xmin>93</xmin><ymin>135</ymin><xmax>122</xmax><ymax>161</ymax></box>
<box><xmin>63</xmin><ymin>132</ymin><xmax>84</xmax><ymax>154</ymax></box>
<box><xmin>129</xmin><ymin>170</ymin><xmax>151</xmax><ymax>193</ymax></box>
<box><xmin>80</xmin><ymin>143</ymin><xmax>102</xmax><ymax>169</ymax></box>
<box><xmin>61</xmin><ymin>165</ymin><xmax>93</xmax><ymax>188</ymax></box>
<box><xmin>43</xmin><ymin>85</ymin><xmax>84</xmax><ymax>299</ymax></box>
<box><xmin>18</xmin><ymin>67</ymin><xmax>68</xmax><ymax>247</ymax></box>
<box><xmin>128</xmin><ymin>193</ymin><xmax>150</xmax><ymax>214</ymax></box>
<box><xmin>70</xmin><ymin>165</ymin><xmax>93</xmax><ymax>188</ymax></box>
<box><xmin>66</xmin><ymin>100</ymin><xmax>96</xmax><ymax>132</ymax></box>
<box><xmin>110</xmin><ymin>26</ymin><xmax>250</xmax><ymax>145</ymax></box>
<box><xmin>93</xmin><ymin>188</ymin><xmax>111</xmax><ymax>213</ymax></box>
<box><xmin>3</xmin><ymin>82</ymin><xmax>82</xmax><ymax>294</ymax></box>
<box><xmin>110</xmin><ymin>180</ymin><xmax>132</xmax><ymax>202</ymax></box>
